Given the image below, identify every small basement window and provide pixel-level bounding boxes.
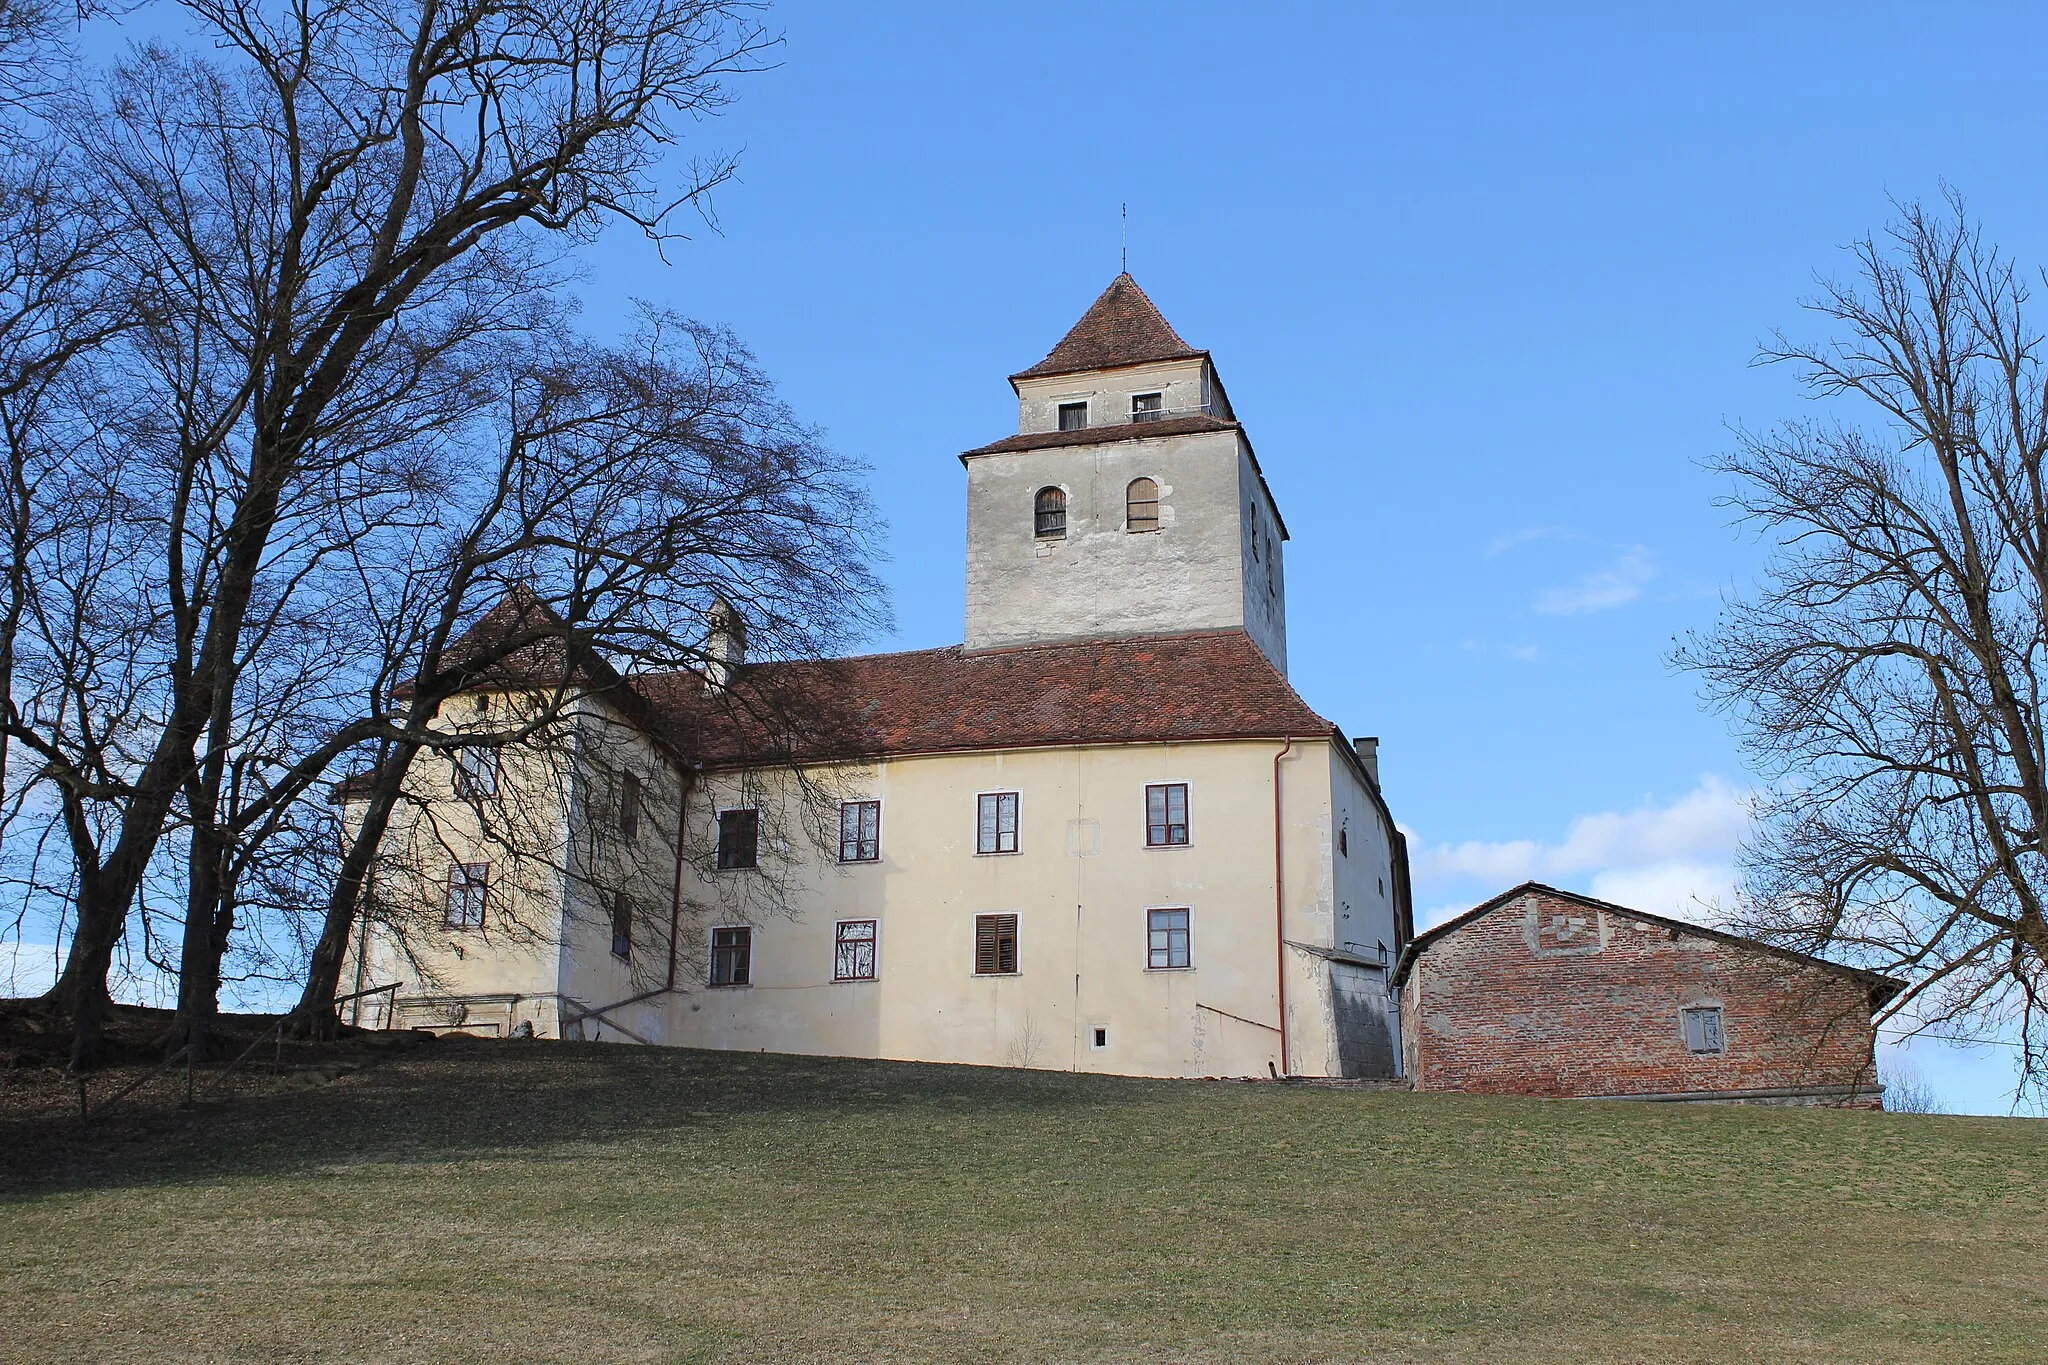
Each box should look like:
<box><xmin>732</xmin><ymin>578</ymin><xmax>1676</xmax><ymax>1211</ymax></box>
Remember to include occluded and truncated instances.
<box><xmin>1034</xmin><ymin>486</ymin><xmax>1067</xmax><ymax>539</ymax></box>
<box><xmin>1682</xmin><ymin>1006</ymin><xmax>1725</xmax><ymax>1055</ymax></box>
<box><xmin>1057</xmin><ymin>401</ymin><xmax>1088</xmax><ymax>431</ymax></box>
<box><xmin>1091</xmin><ymin>1026</ymin><xmax>1108</xmax><ymax>1049</ymax></box>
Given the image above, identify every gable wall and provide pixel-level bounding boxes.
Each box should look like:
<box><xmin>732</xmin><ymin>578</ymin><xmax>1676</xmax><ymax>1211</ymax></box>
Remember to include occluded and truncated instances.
<box><xmin>1402</xmin><ymin>888</ymin><xmax>1881</xmax><ymax>1102</ymax></box>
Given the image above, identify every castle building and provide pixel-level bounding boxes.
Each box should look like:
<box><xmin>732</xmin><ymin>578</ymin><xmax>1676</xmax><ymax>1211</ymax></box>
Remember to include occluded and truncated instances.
<box><xmin>341</xmin><ymin>275</ymin><xmax>1414</xmax><ymax>1080</ymax></box>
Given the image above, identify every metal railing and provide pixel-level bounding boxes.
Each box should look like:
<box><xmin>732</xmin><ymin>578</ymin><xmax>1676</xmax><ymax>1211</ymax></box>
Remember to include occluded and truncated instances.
<box><xmin>1057</xmin><ymin>402</ymin><xmax>1219</xmax><ymax>434</ymax></box>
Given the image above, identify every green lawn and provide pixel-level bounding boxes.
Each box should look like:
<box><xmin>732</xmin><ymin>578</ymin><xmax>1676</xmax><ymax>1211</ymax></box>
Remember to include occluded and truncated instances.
<box><xmin>2</xmin><ymin>1035</ymin><xmax>2043</xmax><ymax>1363</ymax></box>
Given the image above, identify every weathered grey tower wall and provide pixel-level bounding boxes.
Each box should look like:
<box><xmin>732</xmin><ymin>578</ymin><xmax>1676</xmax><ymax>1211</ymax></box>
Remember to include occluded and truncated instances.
<box><xmin>962</xmin><ymin>427</ymin><xmax>1287</xmax><ymax>671</ymax></box>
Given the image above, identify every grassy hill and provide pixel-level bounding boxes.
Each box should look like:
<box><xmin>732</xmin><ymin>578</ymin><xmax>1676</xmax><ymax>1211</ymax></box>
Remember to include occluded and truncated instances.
<box><xmin>1</xmin><ymin>1026</ymin><xmax>2043</xmax><ymax>1363</ymax></box>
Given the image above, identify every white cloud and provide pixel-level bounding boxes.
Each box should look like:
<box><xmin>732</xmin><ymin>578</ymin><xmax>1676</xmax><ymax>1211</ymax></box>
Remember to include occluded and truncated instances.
<box><xmin>1409</xmin><ymin>776</ymin><xmax>1752</xmax><ymax>925</ymax></box>
<box><xmin>1535</xmin><ymin>545</ymin><xmax>1656</xmax><ymax>615</ymax></box>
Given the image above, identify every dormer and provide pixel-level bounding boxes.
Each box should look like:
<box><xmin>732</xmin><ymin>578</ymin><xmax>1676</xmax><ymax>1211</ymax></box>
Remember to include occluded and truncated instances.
<box><xmin>1008</xmin><ymin>274</ymin><xmax>1237</xmax><ymax>436</ymax></box>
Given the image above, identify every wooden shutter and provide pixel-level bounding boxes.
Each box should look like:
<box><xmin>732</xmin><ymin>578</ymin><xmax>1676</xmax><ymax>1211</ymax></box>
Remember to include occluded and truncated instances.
<box><xmin>975</xmin><ymin>913</ymin><xmax>1017</xmax><ymax>974</ymax></box>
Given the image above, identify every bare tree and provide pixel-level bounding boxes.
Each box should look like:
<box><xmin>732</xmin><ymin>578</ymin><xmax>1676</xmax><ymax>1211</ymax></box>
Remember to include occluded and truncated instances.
<box><xmin>4</xmin><ymin>0</ymin><xmax>775</xmax><ymax>1066</ymax></box>
<box><xmin>1679</xmin><ymin>195</ymin><xmax>2048</xmax><ymax>1093</ymax></box>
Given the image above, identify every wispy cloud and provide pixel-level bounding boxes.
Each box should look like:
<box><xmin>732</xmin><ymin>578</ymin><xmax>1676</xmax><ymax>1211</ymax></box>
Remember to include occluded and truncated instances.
<box><xmin>1534</xmin><ymin>545</ymin><xmax>1656</xmax><ymax>615</ymax></box>
<box><xmin>1408</xmin><ymin>776</ymin><xmax>1752</xmax><ymax>927</ymax></box>
<box><xmin>1485</xmin><ymin>526</ymin><xmax>1568</xmax><ymax>558</ymax></box>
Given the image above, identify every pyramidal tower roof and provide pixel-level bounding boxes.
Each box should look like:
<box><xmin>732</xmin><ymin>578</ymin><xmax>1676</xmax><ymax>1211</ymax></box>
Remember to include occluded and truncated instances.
<box><xmin>1010</xmin><ymin>273</ymin><xmax>1206</xmax><ymax>384</ymax></box>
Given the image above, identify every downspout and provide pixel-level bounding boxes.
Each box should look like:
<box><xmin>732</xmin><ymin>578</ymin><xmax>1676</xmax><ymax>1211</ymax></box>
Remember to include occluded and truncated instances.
<box><xmin>1272</xmin><ymin>736</ymin><xmax>1295</xmax><ymax>1078</ymax></box>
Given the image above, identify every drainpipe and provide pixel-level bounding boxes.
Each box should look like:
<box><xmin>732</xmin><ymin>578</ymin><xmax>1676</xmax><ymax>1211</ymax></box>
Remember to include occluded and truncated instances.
<box><xmin>1272</xmin><ymin>736</ymin><xmax>1295</xmax><ymax>1077</ymax></box>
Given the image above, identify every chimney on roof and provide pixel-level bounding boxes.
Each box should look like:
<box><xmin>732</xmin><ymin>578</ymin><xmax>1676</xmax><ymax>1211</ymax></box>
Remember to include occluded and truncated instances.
<box><xmin>704</xmin><ymin>597</ymin><xmax>747</xmax><ymax>693</ymax></box>
<box><xmin>1353</xmin><ymin>736</ymin><xmax>1379</xmax><ymax>789</ymax></box>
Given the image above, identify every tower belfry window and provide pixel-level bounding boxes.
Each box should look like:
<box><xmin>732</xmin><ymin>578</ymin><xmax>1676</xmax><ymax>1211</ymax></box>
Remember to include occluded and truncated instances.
<box><xmin>1057</xmin><ymin>401</ymin><xmax>1088</xmax><ymax>431</ymax></box>
<box><xmin>1126</xmin><ymin>478</ymin><xmax>1159</xmax><ymax>533</ymax></box>
<box><xmin>1131</xmin><ymin>392</ymin><xmax>1165</xmax><ymax>423</ymax></box>
<box><xmin>1034</xmin><ymin>487</ymin><xmax>1067</xmax><ymax>539</ymax></box>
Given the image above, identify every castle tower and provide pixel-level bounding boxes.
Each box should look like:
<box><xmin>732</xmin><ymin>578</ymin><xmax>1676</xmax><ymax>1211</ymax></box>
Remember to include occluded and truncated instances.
<box><xmin>959</xmin><ymin>274</ymin><xmax>1289</xmax><ymax>672</ymax></box>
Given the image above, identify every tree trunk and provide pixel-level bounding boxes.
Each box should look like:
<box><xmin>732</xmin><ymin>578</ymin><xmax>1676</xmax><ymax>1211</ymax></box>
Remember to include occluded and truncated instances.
<box><xmin>293</xmin><ymin>747</ymin><xmax>419</xmax><ymax>1039</ymax></box>
<box><xmin>168</xmin><ymin>822</ymin><xmax>232</xmax><ymax>1060</ymax></box>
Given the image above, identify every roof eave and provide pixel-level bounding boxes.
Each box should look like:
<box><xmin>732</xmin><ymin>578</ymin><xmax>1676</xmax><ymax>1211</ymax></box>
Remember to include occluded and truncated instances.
<box><xmin>1005</xmin><ymin>349</ymin><xmax>1212</xmax><ymax>392</ymax></box>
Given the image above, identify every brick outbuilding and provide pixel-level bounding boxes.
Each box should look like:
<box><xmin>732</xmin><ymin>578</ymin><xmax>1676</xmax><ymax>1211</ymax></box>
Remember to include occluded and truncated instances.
<box><xmin>1392</xmin><ymin>883</ymin><xmax>1903</xmax><ymax>1106</ymax></box>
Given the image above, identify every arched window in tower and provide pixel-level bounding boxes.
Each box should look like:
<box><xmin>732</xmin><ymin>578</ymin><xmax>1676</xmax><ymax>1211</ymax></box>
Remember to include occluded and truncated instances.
<box><xmin>1034</xmin><ymin>486</ymin><xmax>1067</xmax><ymax>539</ymax></box>
<box><xmin>1126</xmin><ymin>478</ymin><xmax>1160</xmax><ymax>533</ymax></box>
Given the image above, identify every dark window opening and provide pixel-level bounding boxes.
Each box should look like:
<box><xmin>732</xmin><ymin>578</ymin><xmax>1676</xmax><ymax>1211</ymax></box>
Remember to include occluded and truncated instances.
<box><xmin>835</xmin><ymin>920</ymin><xmax>877</xmax><ymax>981</ymax></box>
<box><xmin>1339</xmin><ymin>826</ymin><xmax>1349</xmax><ymax>856</ymax></box>
<box><xmin>445</xmin><ymin>862</ymin><xmax>489</xmax><ymax>929</ymax></box>
<box><xmin>839</xmin><ymin>800</ymin><xmax>881</xmax><ymax>863</ymax></box>
<box><xmin>1131</xmin><ymin>392</ymin><xmax>1165</xmax><ymax>423</ymax></box>
<box><xmin>974</xmin><ymin>913</ymin><xmax>1019</xmax><ymax>975</ymax></box>
<box><xmin>1146</xmin><ymin>783</ymin><xmax>1189</xmax><ymax>847</ymax></box>
<box><xmin>977</xmin><ymin>792</ymin><xmax>1019</xmax><ymax>854</ymax></box>
<box><xmin>618</xmin><ymin>770</ymin><xmax>641</xmax><ymax>841</ymax></box>
<box><xmin>1148</xmin><ymin>907</ymin><xmax>1191</xmax><ymax>969</ymax></box>
<box><xmin>1034</xmin><ymin>487</ymin><xmax>1067</xmax><ymax>539</ymax></box>
<box><xmin>1057</xmin><ymin>401</ymin><xmax>1088</xmax><ymax>431</ymax></box>
<box><xmin>1682</xmin><ymin>1006</ymin><xmax>1725</xmax><ymax>1055</ymax></box>
<box><xmin>716</xmin><ymin>808</ymin><xmax>759</xmax><ymax>870</ymax></box>
<box><xmin>611</xmin><ymin>893</ymin><xmax>633</xmax><ymax>961</ymax></box>
<box><xmin>1126</xmin><ymin>477</ymin><xmax>1160</xmax><ymax>532</ymax></box>
<box><xmin>710</xmin><ymin>926</ymin><xmax>753</xmax><ymax>986</ymax></box>
<box><xmin>1092</xmin><ymin>1026</ymin><xmax>1108</xmax><ymax>1048</ymax></box>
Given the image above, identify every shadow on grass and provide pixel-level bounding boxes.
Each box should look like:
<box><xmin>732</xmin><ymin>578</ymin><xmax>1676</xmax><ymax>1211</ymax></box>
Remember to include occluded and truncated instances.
<box><xmin>0</xmin><ymin>1036</ymin><xmax>1188</xmax><ymax>1202</ymax></box>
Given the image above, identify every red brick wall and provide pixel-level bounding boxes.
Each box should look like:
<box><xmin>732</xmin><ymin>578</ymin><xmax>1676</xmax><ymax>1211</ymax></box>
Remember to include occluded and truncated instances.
<box><xmin>1402</xmin><ymin>889</ymin><xmax>1880</xmax><ymax>1102</ymax></box>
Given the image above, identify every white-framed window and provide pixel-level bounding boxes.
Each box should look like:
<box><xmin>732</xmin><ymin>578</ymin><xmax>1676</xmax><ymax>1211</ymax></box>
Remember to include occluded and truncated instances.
<box><xmin>710</xmin><ymin>925</ymin><xmax>752</xmax><ymax>986</ymax></box>
<box><xmin>1145</xmin><ymin>782</ymin><xmax>1190</xmax><ymax>847</ymax></box>
<box><xmin>839</xmin><ymin>800</ymin><xmax>881</xmax><ymax>863</ymax></box>
<box><xmin>1090</xmin><ymin>1024</ymin><xmax>1109</xmax><ymax>1050</ymax></box>
<box><xmin>1682</xmin><ymin>1005</ymin><xmax>1725</xmax><ymax>1055</ymax></box>
<box><xmin>452</xmin><ymin>745</ymin><xmax>498</xmax><ymax>799</ymax></box>
<box><xmin>445</xmin><ymin>862</ymin><xmax>489</xmax><ymax>929</ymax></box>
<box><xmin>716</xmin><ymin>807</ymin><xmax>759</xmax><ymax>870</ymax></box>
<box><xmin>1147</xmin><ymin>907</ymin><xmax>1191</xmax><ymax>970</ymax></box>
<box><xmin>1057</xmin><ymin>400</ymin><xmax>1088</xmax><ymax>431</ymax></box>
<box><xmin>834</xmin><ymin>919</ymin><xmax>877</xmax><ymax>981</ymax></box>
<box><xmin>977</xmin><ymin>791</ymin><xmax>1020</xmax><ymax>855</ymax></box>
<box><xmin>974</xmin><ymin>912</ymin><xmax>1019</xmax><ymax>975</ymax></box>
<box><xmin>1131</xmin><ymin>391</ymin><xmax>1165</xmax><ymax>423</ymax></box>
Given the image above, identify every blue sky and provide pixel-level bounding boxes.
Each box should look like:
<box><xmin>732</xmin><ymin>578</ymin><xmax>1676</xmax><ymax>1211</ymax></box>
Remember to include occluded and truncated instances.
<box><xmin>14</xmin><ymin>3</ymin><xmax>2047</xmax><ymax>1111</ymax></box>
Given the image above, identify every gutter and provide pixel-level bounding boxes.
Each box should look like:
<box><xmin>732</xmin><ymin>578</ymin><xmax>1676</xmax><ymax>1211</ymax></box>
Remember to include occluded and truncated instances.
<box><xmin>1272</xmin><ymin>737</ymin><xmax>1295</xmax><ymax>1077</ymax></box>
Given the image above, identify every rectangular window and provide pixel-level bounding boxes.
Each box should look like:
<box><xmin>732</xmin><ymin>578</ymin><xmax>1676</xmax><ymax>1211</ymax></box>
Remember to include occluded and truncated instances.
<box><xmin>445</xmin><ymin>862</ymin><xmax>489</xmax><ymax>929</ymax></box>
<box><xmin>1145</xmin><ymin>783</ymin><xmax>1190</xmax><ymax>847</ymax></box>
<box><xmin>839</xmin><ymin>800</ymin><xmax>881</xmax><ymax>863</ymax></box>
<box><xmin>1131</xmin><ymin>391</ymin><xmax>1165</xmax><ymax>423</ymax></box>
<box><xmin>618</xmin><ymin>771</ymin><xmax>641</xmax><ymax>841</ymax></box>
<box><xmin>834</xmin><ymin>920</ymin><xmax>877</xmax><ymax>981</ymax></box>
<box><xmin>611</xmin><ymin>893</ymin><xmax>633</xmax><ymax>961</ymax></box>
<box><xmin>1057</xmin><ymin>401</ymin><xmax>1088</xmax><ymax>431</ymax></box>
<box><xmin>1148</xmin><ymin>907</ymin><xmax>1191</xmax><ymax>969</ymax></box>
<box><xmin>716</xmin><ymin>808</ymin><xmax>759</xmax><ymax>870</ymax></box>
<box><xmin>1682</xmin><ymin>1006</ymin><xmax>1725</xmax><ymax>1055</ymax></box>
<box><xmin>974</xmin><ymin>913</ymin><xmax>1019</xmax><ymax>975</ymax></box>
<box><xmin>710</xmin><ymin>926</ymin><xmax>752</xmax><ymax>986</ymax></box>
<box><xmin>452</xmin><ymin>746</ymin><xmax>498</xmax><ymax>799</ymax></box>
<box><xmin>976</xmin><ymin>792</ymin><xmax>1019</xmax><ymax>854</ymax></box>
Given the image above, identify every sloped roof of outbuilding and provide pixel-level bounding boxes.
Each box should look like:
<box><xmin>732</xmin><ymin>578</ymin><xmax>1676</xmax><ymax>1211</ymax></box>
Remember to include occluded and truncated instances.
<box><xmin>1010</xmin><ymin>273</ymin><xmax>1207</xmax><ymax>384</ymax></box>
<box><xmin>1390</xmin><ymin>881</ymin><xmax>1907</xmax><ymax>1003</ymax></box>
<box><xmin>630</xmin><ymin>628</ymin><xmax>1333</xmax><ymax>769</ymax></box>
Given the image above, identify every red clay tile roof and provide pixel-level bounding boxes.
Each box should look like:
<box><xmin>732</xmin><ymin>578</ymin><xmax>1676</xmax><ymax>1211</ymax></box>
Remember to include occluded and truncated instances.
<box><xmin>631</xmin><ymin>630</ymin><xmax>1331</xmax><ymax>768</ymax></box>
<box><xmin>1010</xmin><ymin>274</ymin><xmax>1206</xmax><ymax>383</ymax></box>
<box><xmin>961</xmin><ymin>413</ymin><xmax>1240</xmax><ymax>460</ymax></box>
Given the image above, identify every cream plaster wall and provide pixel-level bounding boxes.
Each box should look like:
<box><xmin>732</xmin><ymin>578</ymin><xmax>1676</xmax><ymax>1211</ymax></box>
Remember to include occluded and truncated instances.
<box><xmin>665</xmin><ymin>736</ymin><xmax>1397</xmax><ymax>1079</ymax></box>
<box><xmin>1013</xmin><ymin>358</ymin><xmax>1217</xmax><ymax>434</ymax></box>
